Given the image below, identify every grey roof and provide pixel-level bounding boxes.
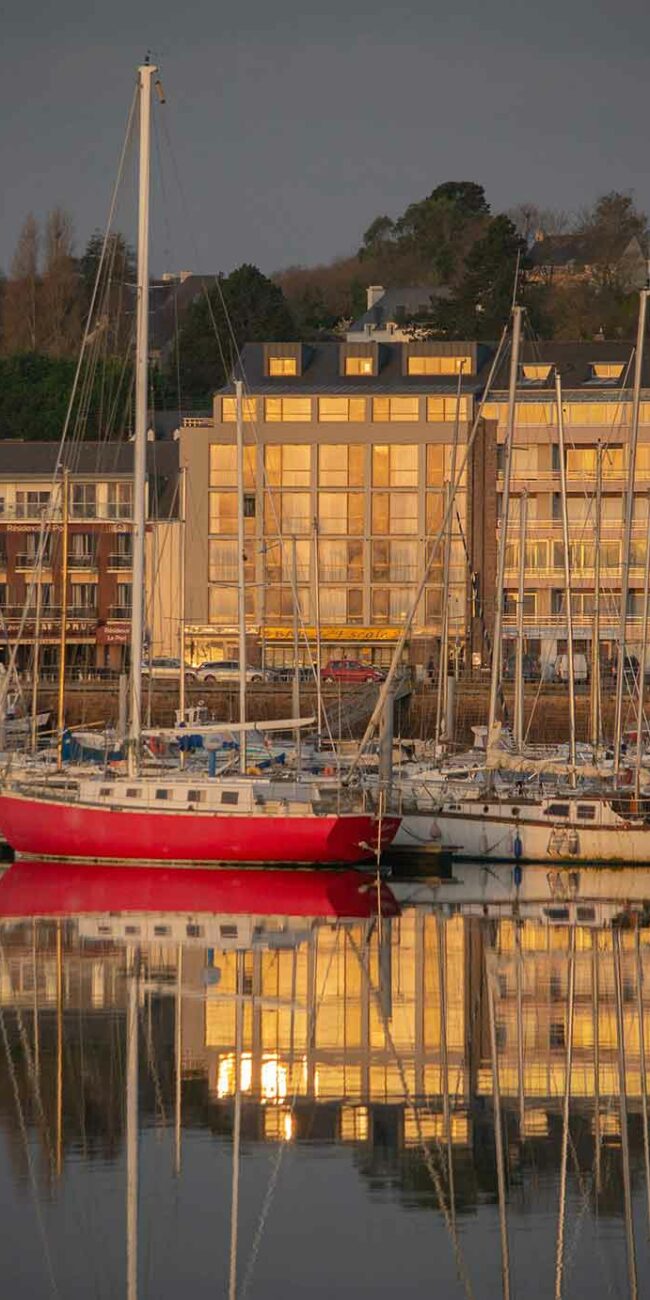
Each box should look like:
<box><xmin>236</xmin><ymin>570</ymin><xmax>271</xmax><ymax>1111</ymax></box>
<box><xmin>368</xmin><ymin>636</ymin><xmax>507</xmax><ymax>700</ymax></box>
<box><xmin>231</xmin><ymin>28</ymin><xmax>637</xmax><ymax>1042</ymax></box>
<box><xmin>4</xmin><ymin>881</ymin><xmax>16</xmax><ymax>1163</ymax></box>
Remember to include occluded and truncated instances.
<box><xmin>222</xmin><ymin>341</ymin><xmax>494</xmax><ymax>396</ymax></box>
<box><xmin>491</xmin><ymin>340</ymin><xmax>647</xmax><ymax>391</ymax></box>
<box><xmin>349</xmin><ymin>285</ymin><xmax>451</xmax><ymax>334</ymax></box>
<box><xmin>0</xmin><ymin>440</ymin><xmax>179</xmax><ymax>479</ymax></box>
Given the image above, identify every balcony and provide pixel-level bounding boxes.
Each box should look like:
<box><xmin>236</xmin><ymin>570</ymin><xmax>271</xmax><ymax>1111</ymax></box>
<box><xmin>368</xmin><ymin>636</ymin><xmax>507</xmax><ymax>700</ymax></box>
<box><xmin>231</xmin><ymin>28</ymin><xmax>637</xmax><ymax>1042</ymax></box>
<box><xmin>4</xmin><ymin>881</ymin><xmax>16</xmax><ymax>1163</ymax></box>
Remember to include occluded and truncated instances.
<box><xmin>107</xmin><ymin>552</ymin><xmax>133</xmax><ymax>570</ymax></box>
<box><xmin>67</xmin><ymin>605</ymin><xmax>98</xmax><ymax>620</ymax></box>
<box><xmin>15</xmin><ymin>552</ymin><xmax>52</xmax><ymax>570</ymax></box>
<box><xmin>109</xmin><ymin>605</ymin><xmax>132</xmax><ymax>619</ymax></box>
<box><xmin>68</xmin><ymin>553</ymin><xmax>97</xmax><ymax>570</ymax></box>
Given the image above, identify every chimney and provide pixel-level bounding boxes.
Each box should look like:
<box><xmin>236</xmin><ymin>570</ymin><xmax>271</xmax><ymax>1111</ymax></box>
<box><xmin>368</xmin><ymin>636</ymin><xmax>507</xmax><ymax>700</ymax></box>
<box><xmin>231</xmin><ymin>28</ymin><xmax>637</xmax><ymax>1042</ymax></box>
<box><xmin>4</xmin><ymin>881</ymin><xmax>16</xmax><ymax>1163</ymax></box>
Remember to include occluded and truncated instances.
<box><xmin>367</xmin><ymin>285</ymin><xmax>385</xmax><ymax>311</ymax></box>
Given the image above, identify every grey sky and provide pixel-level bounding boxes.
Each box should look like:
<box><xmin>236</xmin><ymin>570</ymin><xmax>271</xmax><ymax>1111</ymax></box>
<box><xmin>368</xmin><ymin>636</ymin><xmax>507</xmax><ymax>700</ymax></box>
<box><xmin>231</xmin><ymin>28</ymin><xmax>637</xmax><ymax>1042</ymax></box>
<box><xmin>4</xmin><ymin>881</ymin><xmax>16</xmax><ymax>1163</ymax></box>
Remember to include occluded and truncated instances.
<box><xmin>2</xmin><ymin>0</ymin><xmax>650</xmax><ymax>277</ymax></box>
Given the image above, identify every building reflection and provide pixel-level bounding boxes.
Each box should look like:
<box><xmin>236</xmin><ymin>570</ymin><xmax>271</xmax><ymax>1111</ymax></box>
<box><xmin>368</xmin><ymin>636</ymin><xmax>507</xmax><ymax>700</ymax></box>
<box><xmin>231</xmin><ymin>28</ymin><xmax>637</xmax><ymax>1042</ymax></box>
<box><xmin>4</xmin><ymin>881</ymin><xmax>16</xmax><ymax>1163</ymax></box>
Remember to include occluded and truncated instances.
<box><xmin>1</xmin><ymin>877</ymin><xmax>650</xmax><ymax>1224</ymax></box>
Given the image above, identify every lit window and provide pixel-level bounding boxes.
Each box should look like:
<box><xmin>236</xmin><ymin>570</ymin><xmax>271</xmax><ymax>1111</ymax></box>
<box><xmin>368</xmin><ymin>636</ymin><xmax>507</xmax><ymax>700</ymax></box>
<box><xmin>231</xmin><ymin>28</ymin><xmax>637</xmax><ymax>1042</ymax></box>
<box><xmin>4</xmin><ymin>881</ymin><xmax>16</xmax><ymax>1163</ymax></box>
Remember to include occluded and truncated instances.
<box><xmin>427</xmin><ymin>396</ymin><xmax>469</xmax><ymax>421</ymax></box>
<box><xmin>562</xmin><ymin>403</ymin><xmax>621</xmax><ymax>425</ymax></box>
<box><xmin>268</xmin><ymin>356</ymin><xmax>298</xmax><ymax>376</ymax></box>
<box><xmin>209</xmin><ymin>492</ymin><xmax>237</xmax><ymax>533</ymax></box>
<box><xmin>407</xmin><ymin>354</ymin><xmax>471</xmax><ymax>375</ymax></box>
<box><xmin>426</xmin><ymin>445</ymin><xmax>444</xmax><ymax>484</ymax></box>
<box><xmin>521</xmin><ymin>363</ymin><xmax>552</xmax><ymax>382</ymax></box>
<box><xmin>221</xmin><ymin>790</ymin><xmax>239</xmax><ymax>805</ymax></box>
<box><xmin>372</xmin><ymin>444</ymin><xmax>418</xmax><ymax>486</ymax></box>
<box><xmin>209</xmin><ymin>587</ymin><xmax>238</xmax><ymax>622</ymax></box>
<box><xmin>265</xmin><ymin>398</ymin><xmax>312</xmax><ymax>422</ymax></box>
<box><xmin>373</xmin><ymin>397</ymin><xmax>420</xmax><ymax>422</ymax></box>
<box><xmin>319</xmin><ymin>445</ymin><xmax>365</xmax><ymax>486</ymax></box>
<box><xmin>318</xmin><ymin>397</ymin><xmax>366</xmax><ymax>422</ymax></box>
<box><xmin>345</xmin><ymin>355</ymin><xmax>374</xmax><ymax>376</ymax></box>
<box><xmin>318</xmin><ymin>493</ymin><xmax>364</xmax><ymax>536</ymax></box>
<box><xmin>591</xmin><ymin>362</ymin><xmax>624</xmax><ymax>380</ymax></box>
<box><xmin>209</xmin><ymin>443</ymin><xmax>255</xmax><ymax>488</ymax></box>
<box><xmin>222</xmin><ymin>396</ymin><xmax>258</xmax><ymax>422</ymax></box>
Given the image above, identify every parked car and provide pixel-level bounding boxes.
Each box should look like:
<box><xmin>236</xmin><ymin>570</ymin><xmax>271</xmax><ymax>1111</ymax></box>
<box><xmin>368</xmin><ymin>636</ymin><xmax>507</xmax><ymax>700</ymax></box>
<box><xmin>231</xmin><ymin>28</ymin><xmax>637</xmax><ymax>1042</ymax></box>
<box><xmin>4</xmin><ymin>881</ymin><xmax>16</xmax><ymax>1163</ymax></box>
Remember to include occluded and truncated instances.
<box><xmin>194</xmin><ymin>659</ymin><xmax>266</xmax><ymax>684</ymax></box>
<box><xmin>321</xmin><ymin>659</ymin><xmax>385</xmax><ymax>684</ymax></box>
<box><xmin>554</xmin><ymin>653</ymin><xmax>588</xmax><ymax>684</ymax></box>
<box><xmin>141</xmin><ymin>657</ymin><xmax>197</xmax><ymax>681</ymax></box>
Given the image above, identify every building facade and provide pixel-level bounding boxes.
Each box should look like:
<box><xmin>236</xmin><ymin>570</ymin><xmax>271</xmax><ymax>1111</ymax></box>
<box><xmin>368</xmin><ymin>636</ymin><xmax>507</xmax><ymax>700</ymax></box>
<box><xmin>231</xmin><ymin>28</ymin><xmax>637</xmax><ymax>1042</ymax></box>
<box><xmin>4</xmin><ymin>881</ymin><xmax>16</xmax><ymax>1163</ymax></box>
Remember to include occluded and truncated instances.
<box><xmin>179</xmin><ymin>340</ymin><xmax>495</xmax><ymax>672</ymax></box>
<box><xmin>0</xmin><ymin>442</ymin><xmax>180</xmax><ymax>674</ymax></box>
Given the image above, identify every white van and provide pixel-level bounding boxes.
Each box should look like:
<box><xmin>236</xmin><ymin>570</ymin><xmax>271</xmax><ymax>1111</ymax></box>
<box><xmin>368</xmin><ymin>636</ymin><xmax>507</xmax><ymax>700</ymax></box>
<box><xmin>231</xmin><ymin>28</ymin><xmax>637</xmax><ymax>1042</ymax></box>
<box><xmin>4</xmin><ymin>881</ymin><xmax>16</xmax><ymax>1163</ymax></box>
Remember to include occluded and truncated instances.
<box><xmin>554</xmin><ymin>653</ymin><xmax>588</xmax><ymax>684</ymax></box>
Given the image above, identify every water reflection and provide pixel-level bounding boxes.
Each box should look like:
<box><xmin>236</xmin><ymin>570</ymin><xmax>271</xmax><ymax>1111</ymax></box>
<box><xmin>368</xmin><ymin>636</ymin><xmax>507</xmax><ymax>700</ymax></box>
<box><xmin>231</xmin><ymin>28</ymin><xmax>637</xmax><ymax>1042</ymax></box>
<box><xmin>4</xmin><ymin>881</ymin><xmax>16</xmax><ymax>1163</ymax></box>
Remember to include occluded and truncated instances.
<box><xmin>1</xmin><ymin>861</ymin><xmax>650</xmax><ymax>1297</ymax></box>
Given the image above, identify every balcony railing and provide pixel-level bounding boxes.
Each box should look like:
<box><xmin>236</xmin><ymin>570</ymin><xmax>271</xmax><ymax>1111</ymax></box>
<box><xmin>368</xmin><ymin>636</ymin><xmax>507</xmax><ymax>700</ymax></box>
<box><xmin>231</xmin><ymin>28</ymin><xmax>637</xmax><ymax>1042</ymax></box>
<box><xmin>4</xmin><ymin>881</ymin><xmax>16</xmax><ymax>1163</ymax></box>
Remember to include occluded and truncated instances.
<box><xmin>107</xmin><ymin>553</ymin><xmax>133</xmax><ymax>569</ymax></box>
<box><xmin>15</xmin><ymin>552</ymin><xmax>52</xmax><ymax>569</ymax></box>
<box><xmin>109</xmin><ymin>605</ymin><xmax>132</xmax><ymax>619</ymax></box>
<box><xmin>68</xmin><ymin>553</ymin><xmax>97</xmax><ymax>569</ymax></box>
<box><xmin>67</xmin><ymin>605</ymin><xmax>98</xmax><ymax>619</ymax></box>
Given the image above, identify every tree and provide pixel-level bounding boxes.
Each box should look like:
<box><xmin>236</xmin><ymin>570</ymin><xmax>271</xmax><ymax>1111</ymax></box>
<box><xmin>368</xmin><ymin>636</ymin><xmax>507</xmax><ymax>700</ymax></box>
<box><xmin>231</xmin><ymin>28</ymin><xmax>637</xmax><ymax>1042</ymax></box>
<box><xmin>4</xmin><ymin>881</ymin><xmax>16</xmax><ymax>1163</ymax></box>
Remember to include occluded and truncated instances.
<box><xmin>79</xmin><ymin>229</ymin><xmax>136</xmax><ymax>353</ymax></box>
<box><xmin>1</xmin><ymin>214</ymin><xmax>39</xmax><ymax>353</ymax></box>
<box><xmin>577</xmin><ymin>191</ymin><xmax>648</xmax><ymax>288</ymax></box>
<box><xmin>40</xmin><ymin>208</ymin><xmax>81</xmax><ymax>357</ymax></box>
<box><xmin>172</xmin><ymin>264</ymin><xmax>296</xmax><ymax>405</ymax></box>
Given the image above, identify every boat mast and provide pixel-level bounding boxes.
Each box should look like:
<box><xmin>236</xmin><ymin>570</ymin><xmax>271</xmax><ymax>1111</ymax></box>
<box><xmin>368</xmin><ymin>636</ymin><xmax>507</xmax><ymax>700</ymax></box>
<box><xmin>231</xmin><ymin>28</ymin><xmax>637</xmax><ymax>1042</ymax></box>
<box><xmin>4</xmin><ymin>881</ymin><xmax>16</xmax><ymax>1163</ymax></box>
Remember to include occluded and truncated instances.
<box><xmin>30</xmin><ymin>572</ymin><xmax>43</xmax><ymax>754</ymax></box>
<box><xmin>312</xmin><ymin>517</ymin><xmax>323</xmax><ymax>748</ymax></box>
<box><xmin>555</xmin><ymin>370</ymin><xmax>577</xmax><ymax>778</ymax></box>
<box><xmin>634</xmin><ymin>488</ymin><xmax>650</xmax><ymax>797</ymax></box>
<box><xmin>614</xmin><ymin>928</ymin><xmax>638</xmax><ymax>1299</ymax></box>
<box><xmin>292</xmin><ymin>536</ymin><xmax>301</xmax><ymax>770</ymax></box>
<box><xmin>590</xmin><ymin>442</ymin><xmax>603</xmax><ymax>758</ymax></box>
<box><xmin>435</xmin><ymin>364</ymin><xmax>463</xmax><ymax>754</ymax></box>
<box><xmin>488</xmin><ymin>306</ymin><xmax>522</xmax><ymax>744</ymax></box>
<box><xmin>513</xmin><ymin>491</ymin><xmax>528</xmax><ymax>752</ymax></box>
<box><xmin>128</xmin><ymin>62</ymin><xmax>156</xmax><ymax>778</ymax></box>
<box><xmin>126</xmin><ymin>950</ymin><xmax>139</xmax><ymax>1300</ymax></box>
<box><xmin>56</xmin><ymin>469</ymin><xmax>69</xmax><ymax>769</ymax></box>
<box><xmin>614</xmin><ymin>289</ymin><xmax>648</xmax><ymax>776</ymax></box>
<box><xmin>178</xmin><ymin>466</ymin><xmax>187</xmax><ymax>726</ymax></box>
<box><xmin>236</xmin><ymin>380</ymin><xmax>247</xmax><ymax>773</ymax></box>
<box><xmin>553</xmin><ymin>922</ymin><xmax>575</xmax><ymax>1300</ymax></box>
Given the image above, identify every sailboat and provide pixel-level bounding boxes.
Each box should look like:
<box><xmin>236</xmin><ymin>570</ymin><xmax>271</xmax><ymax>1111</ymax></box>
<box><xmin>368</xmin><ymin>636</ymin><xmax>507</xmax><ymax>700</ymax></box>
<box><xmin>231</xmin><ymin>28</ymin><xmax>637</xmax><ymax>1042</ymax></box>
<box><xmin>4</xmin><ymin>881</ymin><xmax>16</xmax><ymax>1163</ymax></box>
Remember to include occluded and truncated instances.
<box><xmin>0</xmin><ymin>64</ymin><xmax>399</xmax><ymax>867</ymax></box>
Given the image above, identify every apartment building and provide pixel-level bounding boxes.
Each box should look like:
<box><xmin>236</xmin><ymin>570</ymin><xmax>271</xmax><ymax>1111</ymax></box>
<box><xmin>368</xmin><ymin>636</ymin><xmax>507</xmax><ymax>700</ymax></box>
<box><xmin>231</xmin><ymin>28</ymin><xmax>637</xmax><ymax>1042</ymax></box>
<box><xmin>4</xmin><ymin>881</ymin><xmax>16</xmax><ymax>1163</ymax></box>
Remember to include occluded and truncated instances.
<box><xmin>0</xmin><ymin>442</ymin><xmax>180</xmax><ymax>673</ymax></box>
<box><xmin>179</xmin><ymin>339</ymin><xmax>496</xmax><ymax>671</ymax></box>
<box><xmin>485</xmin><ymin>341</ymin><xmax>650</xmax><ymax>674</ymax></box>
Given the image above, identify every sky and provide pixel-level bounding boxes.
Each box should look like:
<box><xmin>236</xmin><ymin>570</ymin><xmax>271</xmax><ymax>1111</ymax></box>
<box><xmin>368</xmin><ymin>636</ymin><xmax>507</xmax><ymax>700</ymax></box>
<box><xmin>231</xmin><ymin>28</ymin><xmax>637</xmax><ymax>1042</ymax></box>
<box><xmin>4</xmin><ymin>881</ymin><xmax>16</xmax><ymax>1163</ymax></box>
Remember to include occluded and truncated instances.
<box><xmin>2</xmin><ymin>0</ymin><xmax>650</xmax><ymax>278</ymax></box>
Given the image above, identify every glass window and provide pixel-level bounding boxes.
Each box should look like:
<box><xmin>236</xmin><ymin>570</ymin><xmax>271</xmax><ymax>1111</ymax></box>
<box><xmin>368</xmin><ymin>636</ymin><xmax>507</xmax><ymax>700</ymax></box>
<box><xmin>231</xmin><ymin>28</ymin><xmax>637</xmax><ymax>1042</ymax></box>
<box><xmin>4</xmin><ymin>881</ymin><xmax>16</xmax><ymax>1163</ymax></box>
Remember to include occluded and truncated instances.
<box><xmin>389</xmin><ymin>587</ymin><xmax>415</xmax><ymax>620</ymax></box>
<box><xmin>563</xmin><ymin>403</ymin><xmax>622</xmax><ymax>425</ymax></box>
<box><xmin>15</xmin><ymin>490</ymin><xmax>50</xmax><ymax>519</ymax></box>
<box><xmin>208</xmin><ymin>540</ymin><xmax>238</xmax><ymax>582</ymax></box>
<box><xmin>281</xmin><ymin>492</ymin><xmax>311</xmax><ymax>535</ymax></box>
<box><xmin>319</xmin><ymin>493</ymin><xmax>364</xmax><ymax>536</ymax></box>
<box><xmin>210</xmin><ymin>444</ymin><xmax>255</xmax><ymax>488</ymax></box>
<box><xmin>407</xmin><ymin>354</ymin><xmax>471</xmax><ymax>375</ymax></box>
<box><xmin>427</xmin><ymin>396</ymin><xmax>470</xmax><ymax>421</ymax></box>
<box><xmin>426</xmin><ymin>492</ymin><xmax>444</xmax><ymax>534</ymax></box>
<box><xmin>426</xmin><ymin>445</ymin><xmax>444</xmax><ymax>484</ymax></box>
<box><xmin>265</xmin><ymin>398</ymin><xmax>312</xmax><ymax>422</ymax></box>
<box><xmin>71</xmin><ymin>483</ymin><xmax>97</xmax><ymax>518</ymax></box>
<box><xmin>591</xmin><ymin>363</ymin><xmax>624</xmax><ymax>380</ymax></box>
<box><xmin>320</xmin><ymin>588</ymin><xmax>346</xmax><ymax>620</ymax></box>
<box><xmin>521</xmin><ymin>363</ymin><xmax>552</xmax><ymax>382</ymax></box>
<box><xmin>222</xmin><ymin>396</ymin><xmax>258</xmax><ymax>422</ymax></box>
<box><xmin>347</xmin><ymin>588</ymin><xmax>363</xmax><ymax>622</ymax></box>
<box><xmin>265</xmin><ymin>444</ymin><xmax>310</xmax><ymax>486</ymax></box>
<box><xmin>209</xmin><ymin>587</ymin><xmax>238</xmax><ymax>622</ymax></box>
<box><xmin>389</xmin><ymin>492</ymin><xmax>418</xmax><ymax>534</ymax></box>
<box><xmin>318</xmin><ymin>398</ymin><xmax>366</xmax><ymax>422</ymax></box>
<box><xmin>371</xmin><ymin>588</ymin><xmax>389</xmax><ymax>622</ymax></box>
<box><xmin>268</xmin><ymin>356</ymin><xmax>297</xmax><ymax>376</ymax></box>
<box><xmin>372</xmin><ymin>540</ymin><xmax>416</xmax><ymax>581</ymax></box>
<box><xmin>372</xmin><ymin>445</ymin><xmax>418</xmax><ymax>486</ymax></box>
<box><xmin>209</xmin><ymin>492</ymin><xmax>238</xmax><ymax>533</ymax></box>
<box><xmin>425</xmin><ymin>587</ymin><xmax>443</xmax><ymax>621</ymax></box>
<box><xmin>107</xmin><ymin>482</ymin><xmax>132</xmax><ymax>519</ymax></box>
<box><xmin>373</xmin><ymin>397</ymin><xmax>419</xmax><ymax>422</ymax></box>
<box><xmin>345</xmin><ymin>355</ymin><xmax>374</xmax><ymax>376</ymax></box>
<box><xmin>319</xmin><ymin>539</ymin><xmax>363</xmax><ymax>581</ymax></box>
<box><xmin>372</xmin><ymin>494</ymin><xmax>389</xmax><ymax>534</ymax></box>
<box><xmin>319</xmin><ymin>445</ymin><xmax>365</xmax><ymax>487</ymax></box>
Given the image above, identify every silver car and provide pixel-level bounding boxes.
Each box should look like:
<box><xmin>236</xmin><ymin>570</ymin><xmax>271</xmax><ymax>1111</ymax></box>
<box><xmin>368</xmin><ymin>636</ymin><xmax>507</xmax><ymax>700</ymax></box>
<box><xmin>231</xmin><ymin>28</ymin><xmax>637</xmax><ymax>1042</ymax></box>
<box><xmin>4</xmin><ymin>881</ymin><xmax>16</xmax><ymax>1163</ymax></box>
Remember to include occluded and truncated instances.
<box><xmin>194</xmin><ymin>659</ymin><xmax>266</xmax><ymax>684</ymax></box>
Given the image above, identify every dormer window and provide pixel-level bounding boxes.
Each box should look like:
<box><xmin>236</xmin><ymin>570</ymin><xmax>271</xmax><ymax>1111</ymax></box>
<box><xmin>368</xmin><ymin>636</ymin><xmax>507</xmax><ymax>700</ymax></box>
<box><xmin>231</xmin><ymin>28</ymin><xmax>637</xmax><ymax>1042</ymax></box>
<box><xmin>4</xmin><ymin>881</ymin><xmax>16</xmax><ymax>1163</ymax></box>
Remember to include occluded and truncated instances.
<box><xmin>407</xmin><ymin>354</ymin><xmax>471</xmax><ymax>376</ymax></box>
<box><xmin>591</xmin><ymin>362</ymin><xmax>624</xmax><ymax>381</ymax></box>
<box><xmin>345</xmin><ymin>355</ymin><xmax>374</xmax><ymax>376</ymax></box>
<box><xmin>521</xmin><ymin>364</ymin><xmax>552</xmax><ymax>384</ymax></box>
<box><xmin>268</xmin><ymin>356</ymin><xmax>298</xmax><ymax>376</ymax></box>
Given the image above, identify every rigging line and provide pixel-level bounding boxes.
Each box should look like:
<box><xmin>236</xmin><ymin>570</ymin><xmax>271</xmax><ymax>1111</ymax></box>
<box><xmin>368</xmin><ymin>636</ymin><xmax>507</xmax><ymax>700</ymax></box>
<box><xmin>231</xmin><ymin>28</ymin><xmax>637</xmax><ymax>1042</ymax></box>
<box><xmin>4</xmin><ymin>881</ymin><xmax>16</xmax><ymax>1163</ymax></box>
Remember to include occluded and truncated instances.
<box><xmin>0</xmin><ymin>942</ymin><xmax>55</xmax><ymax>1175</ymax></box>
<box><xmin>0</xmin><ymin>1002</ymin><xmax>61</xmax><ymax>1297</ymax></box>
<box><xmin>347</xmin><ymin>930</ymin><xmax>475</xmax><ymax>1300</ymax></box>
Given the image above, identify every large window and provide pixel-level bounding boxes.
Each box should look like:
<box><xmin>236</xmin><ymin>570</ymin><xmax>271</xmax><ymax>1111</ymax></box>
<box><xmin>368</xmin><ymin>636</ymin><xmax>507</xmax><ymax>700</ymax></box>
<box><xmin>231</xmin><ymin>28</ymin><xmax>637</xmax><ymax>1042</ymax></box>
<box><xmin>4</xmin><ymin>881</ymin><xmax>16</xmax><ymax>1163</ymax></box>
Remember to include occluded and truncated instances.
<box><xmin>372</xmin><ymin>445</ymin><xmax>418</xmax><ymax>487</ymax></box>
<box><xmin>265</xmin><ymin>398</ymin><xmax>312</xmax><ymax>422</ymax></box>
<box><xmin>15</xmin><ymin>490</ymin><xmax>50</xmax><ymax>519</ymax></box>
<box><xmin>319</xmin><ymin>588</ymin><xmax>363</xmax><ymax>623</ymax></box>
<box><xmin>281</xmin><ymin>492</ymin><xmax>311</xmax><ymax>535</ymax></box>
<box><xmin>268</xmin><ymin>356</ymin><xmax>297</xmax><ymax>376</ymax></box>
<box><xmin>504</xmin><ymin>540</ymin><xmax>548</xmax><ymax>571</ymax></box>
<box><xmin>371</xmin><ymin>587</ymin><xmax>415</xmax><ymax>622</ymax></box>
<box><xmin>407</xmin><ymin>354</ymin><xmax>471</xmax><ymax>376</ymax></box>
<box><xmin>318</xmin><ymin>398</ymin><xmax>366</xmax><ymax>423</ymax></box>
<box><xmin>71</xmin><ymin>483</ymin><xmax>97</xmax><ymax>518</ymax></box>
<box><xmin>372</xmin><ymin>492</ymin><xmax>418</xmax><ymax>535</ymax></box>
<box><xmin>70</xmin><ymin>582</ymin><xmax>97</xmax><ymax>614</ymax></box>
<box><xmin>209</xmin><ymin>587</ymin><xmax>238</xmax><ymax>622</ymax></box>
<box><xmin>566</xmin><ymin>447</ymin><xmax>625</xmax><ymax>476</ymax></box>
<box><xmin>427</xmin><ymin>396</ymin><xmax>470</xmax><ymax>421</ymax></box>
<box><xmin>318</xmin><ymin>539</ymin><xmax>363</xmax><ymax>582</ymax></box>
<box><xmin>264</xmin><ymin>539</ymin><xmax>310</xmax><ymax>582</ymax></box>
<box><xmin>107</xmin><ymin>482</ymin><xmax>132</xmax><ymax>519</ymax></box>
<box><xmin>208</xmin><ymin>540</ymin><xmax>238</xmax><ymax>582</ymax></box>
<box><xmin>209</xmin><ymin>492</ymin><xmax>238</xmax><ymax>533</ymax></box>
<box><xmin>265</xmin><ymin>587</ymin><xmax>310</xmax><ymax>620</ymax></box>
<box><xmin>319</xmin><ymin>445</ymin><xmax>365</xmax><ymax>487</ymax></box>
<box><xmin>371</xmin><ymin>540</ymin><xmax>417</xmax><ymax>582</ymax></box>
<box><xmin>210</xmin><ymin>444</ymin><xmax>255</xmax><ymax>488</ymax></box>
<box><xmin>265</xmin><ymin>445</ymin><xmax>311</xmax><ymax>487</ymax></box>
<box><xmin>345</xmin><ymin>355</ymin><xmax>374</xmax><ymax>376</ymax></box>
<box><xmin>373</xmin><ymin>397</ymin><xmax>419</xmax><ymax>422</ymax></box>
<box><xmin>221</xmin><ymin>396</ymin><xmax>258</xmax><ymax>422</ymax></box>
<box><xmin>319</xmin><ymin>493</ymin><xmax>364</xmax><ymax>536</ymax></box>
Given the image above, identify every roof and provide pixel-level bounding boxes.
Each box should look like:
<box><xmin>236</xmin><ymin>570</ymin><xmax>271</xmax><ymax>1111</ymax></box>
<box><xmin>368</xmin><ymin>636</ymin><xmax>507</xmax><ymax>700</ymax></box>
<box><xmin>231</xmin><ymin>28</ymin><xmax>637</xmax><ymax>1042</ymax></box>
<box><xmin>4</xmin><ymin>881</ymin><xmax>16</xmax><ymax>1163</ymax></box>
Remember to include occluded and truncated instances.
<box><xmin>490</xmin><ymin>340</ymin><xmax>650</xmax><ymax>392</ymax></box>
<box><xmin>349</xmin><ymin>285</ymin><xmax>451</xmax><ymax>334</ymax></box>
<box><xmin>0</xmin><ymin>440</ymin><xmax>179</xmax><ymax>479</ymax></box>
<box><xmin>149</xmin><ymin>275</ymin><xmax>214</xmax><ymax>353</ymax></box>
<box><xmin>221</xmin><ymin>341</ymin><xmax>494</xmax><ymax>396</ymax></box>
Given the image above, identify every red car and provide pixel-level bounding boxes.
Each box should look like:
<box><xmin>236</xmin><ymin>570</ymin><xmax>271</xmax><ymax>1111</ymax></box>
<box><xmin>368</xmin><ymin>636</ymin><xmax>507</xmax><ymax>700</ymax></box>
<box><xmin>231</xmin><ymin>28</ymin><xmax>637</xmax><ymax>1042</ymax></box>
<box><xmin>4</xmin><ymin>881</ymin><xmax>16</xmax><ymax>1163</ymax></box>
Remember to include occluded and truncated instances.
<box><xmin>321</xmin><ymin>659</ymin><xmax>385</xmax><ymax>684</ymax></box>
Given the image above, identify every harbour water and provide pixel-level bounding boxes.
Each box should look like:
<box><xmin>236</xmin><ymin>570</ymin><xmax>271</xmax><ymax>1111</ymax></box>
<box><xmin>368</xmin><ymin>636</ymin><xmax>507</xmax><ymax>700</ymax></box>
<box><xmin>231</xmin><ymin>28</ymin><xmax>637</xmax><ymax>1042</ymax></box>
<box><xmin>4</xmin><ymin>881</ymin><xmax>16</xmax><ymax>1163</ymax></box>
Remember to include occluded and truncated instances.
<box><xmin>1</xmin><ymin>860</ymin><xmax>650</xmax><ymax>1297</ymax></box>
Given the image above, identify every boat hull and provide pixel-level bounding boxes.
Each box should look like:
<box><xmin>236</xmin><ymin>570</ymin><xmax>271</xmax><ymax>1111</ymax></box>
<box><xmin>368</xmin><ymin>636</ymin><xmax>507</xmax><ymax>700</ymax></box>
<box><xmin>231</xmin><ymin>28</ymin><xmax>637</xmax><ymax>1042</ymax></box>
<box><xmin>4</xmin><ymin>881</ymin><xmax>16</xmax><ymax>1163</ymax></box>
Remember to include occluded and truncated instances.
<box><xmin>416</xmin><ymin>808</ymin><xmax>650</xmax><ymax>864</ymax></box>
<box><xmin>0</xmin><ymin>792</ymin><xmax>399</xmax><ymax>866</ymax></box>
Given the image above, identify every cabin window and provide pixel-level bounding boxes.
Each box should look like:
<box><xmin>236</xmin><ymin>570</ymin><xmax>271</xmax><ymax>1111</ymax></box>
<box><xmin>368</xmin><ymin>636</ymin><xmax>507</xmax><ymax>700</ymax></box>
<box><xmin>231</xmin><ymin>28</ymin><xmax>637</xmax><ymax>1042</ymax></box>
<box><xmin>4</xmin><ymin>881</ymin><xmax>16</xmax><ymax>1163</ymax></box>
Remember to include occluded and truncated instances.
<box><xmin>100</xmin><ymin>787</ymin><xmax>112</xmax><ymax>797</ymax></box>
<box><xmin>546</xmin><ymin>803</ymin><xmax>569</xmax><ymax>817</ymax></box>
<box><xmin>221</xmin><ymin>790</ymin><xmax>239</xmax><ymax>806</ymax></box>
<box><xmin>186</xmin><ymin>924</ymin><xmax>203</xmax><ymax>938</ymax></box>
<box><xmin>577</xmin><ymin>906</ymin><xmax>596</xmax><ymax>922</ymax></box>
<box><xmin>126</xmin><ymin>787</ymin><xmax>140</xmax><ymax>798</ymax></box>
<box><xmin>98</xmin><ymin>924</ymin><xmax>112</xmax><ymax>935</ymax></box>
<box><xmin>154</xmin><ymin>925</ymin><xmax>171</xmax><ymax>936</ymax></box>
<box><xmin>156</xmin><ymin>789</ymin><xmax>170</xmax><ymax>800</ymax></box>
<box><xmin>577</xmin><ymin>804</ymin><xmax>596</xmax><ymax>820</ymax></box>
<box><xmin>220</xmin><ymin>924</ymin><xmax>238</xmax><ymax>938</ymax></box>
<box><xmin>550</xmin><ymin>1021</ymin><xmax>566</xmax><ymax>1049</ymax></box>
<box><xmin>188</xmin><ymin>789</ymin><xmax>206</xmax><ymax>802</ymax></box>
<box><xmin>125</xmin><ymin>925</ymin><xmax>140</xmax><ymax>935</ymax></box>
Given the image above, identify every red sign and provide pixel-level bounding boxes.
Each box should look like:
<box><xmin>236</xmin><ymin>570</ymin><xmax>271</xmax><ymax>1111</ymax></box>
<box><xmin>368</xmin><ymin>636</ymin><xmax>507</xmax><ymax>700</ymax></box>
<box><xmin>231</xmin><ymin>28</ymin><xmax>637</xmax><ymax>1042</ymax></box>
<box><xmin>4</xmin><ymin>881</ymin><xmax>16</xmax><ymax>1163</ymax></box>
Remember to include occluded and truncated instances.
<box><xmin>96</xmin><ymin>623</ymin><xmax>130</xmax><ymax>645</ymax></box>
